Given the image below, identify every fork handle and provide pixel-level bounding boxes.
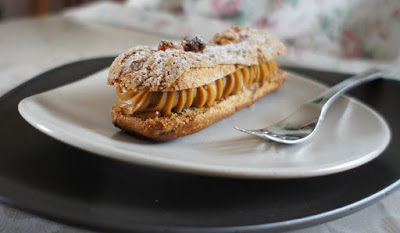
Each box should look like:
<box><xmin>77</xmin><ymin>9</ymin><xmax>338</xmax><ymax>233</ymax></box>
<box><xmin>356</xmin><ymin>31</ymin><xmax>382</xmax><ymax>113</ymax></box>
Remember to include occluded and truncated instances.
<box><xmin>310</xmin><ymin>68</ymin><xmax>386</xmax><ymax>106</ymax></box>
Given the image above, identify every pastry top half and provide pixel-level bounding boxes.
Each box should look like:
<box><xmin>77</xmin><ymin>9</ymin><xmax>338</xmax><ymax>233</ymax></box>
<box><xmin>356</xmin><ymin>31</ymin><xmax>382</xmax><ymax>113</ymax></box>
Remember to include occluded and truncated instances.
<box><xmin>107</xmin><ymin>26</ymin><xmax>286</xmax><ymax>92</ymax></box>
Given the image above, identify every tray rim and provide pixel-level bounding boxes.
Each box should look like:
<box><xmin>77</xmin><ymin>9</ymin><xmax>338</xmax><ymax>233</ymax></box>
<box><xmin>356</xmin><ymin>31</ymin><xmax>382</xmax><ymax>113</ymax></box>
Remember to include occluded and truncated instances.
<box><xmin>0</xmin><ymin>57</ymin><xmax>399</xmax><ymax>233</ymax></box>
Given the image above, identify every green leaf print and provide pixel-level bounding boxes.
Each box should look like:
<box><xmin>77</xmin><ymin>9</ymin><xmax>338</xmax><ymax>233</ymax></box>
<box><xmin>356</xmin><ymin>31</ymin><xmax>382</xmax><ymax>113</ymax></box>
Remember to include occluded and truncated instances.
<box><xmin>320</xmin><ymin>16</ymin><xmax>336</xmax><ymax>42</ymax></box>
<box><xmin>283</xmin><ymin>0</ymin><xmax>299</xmax><ymax>8</ymax></box>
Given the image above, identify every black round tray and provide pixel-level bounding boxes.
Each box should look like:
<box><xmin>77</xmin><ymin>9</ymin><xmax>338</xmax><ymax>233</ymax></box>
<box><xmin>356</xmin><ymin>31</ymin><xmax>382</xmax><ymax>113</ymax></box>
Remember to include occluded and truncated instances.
<box><xmin>0</xmin><ymin>57</ymin><xmax>399</xmax><ymax>233</ymax></box>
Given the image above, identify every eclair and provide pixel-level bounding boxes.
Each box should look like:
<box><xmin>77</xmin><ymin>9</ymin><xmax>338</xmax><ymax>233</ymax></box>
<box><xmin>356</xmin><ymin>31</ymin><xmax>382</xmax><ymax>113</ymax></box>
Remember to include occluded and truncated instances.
<box><xmin>108</xmin><ymin>26</ymin><xmax>286</xmax><ymax>141</ymax></box>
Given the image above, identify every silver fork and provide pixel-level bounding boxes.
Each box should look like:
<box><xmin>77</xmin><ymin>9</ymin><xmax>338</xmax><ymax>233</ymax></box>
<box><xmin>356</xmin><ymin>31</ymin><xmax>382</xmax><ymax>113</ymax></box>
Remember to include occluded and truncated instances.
<box><xmin>234</xmin><ymin>68</ymin><xmax>388</xmax><ymax>144</ymax></box>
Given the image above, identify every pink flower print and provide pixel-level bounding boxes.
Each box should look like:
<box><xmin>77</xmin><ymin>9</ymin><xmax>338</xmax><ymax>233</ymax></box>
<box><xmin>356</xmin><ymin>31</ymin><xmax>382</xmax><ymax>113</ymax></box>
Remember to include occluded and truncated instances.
<box><xmin>269</xmin><ymin>0</ymin><xmax>283</xmax><ymax>8</ymax></box>
<box><xmin>392</xmin><ymin>9</ymin><xmax>400</xmax><ymax>20</ymax></box>
<box><xmin>316</xmin><ymin>0</ymin><xmax>329</xmax><ymax>6</ymax></box>
<box><xmin>362</xmin><ymin>18</ymin><xmax>380</xmax><ymax>38</ymax></box>
<box><xmin>365</xmin><ymin>18</ymin><xmax>390</xmax><ymax>41</ymax></box>
<box><xmin>341</xmin><ymin>29</ymin><xmax>362</xmax><ymax>58</ymax></box>
<box><xmin>378</xmin><ymin>28</ymin><xmax>390</xmax><ymax>40</ymax></box>
<box><xmin>253</xmin><ymin>16</ymin><xmax>269</xmax><ymax>28</ymax></box>
<box><xmin>252</xmin><ymin>16</ymin><xmax>278</xmax><ymax>29</ymax></box>
<box><xmin>210</xmin><ymin>0</ymin><xmax>241</xmax><ymax>16</ymax></box>
<box><xmin>373</xmin><ymin>18</ymin><xmax>383</xmax><ymax>28</ymax></box>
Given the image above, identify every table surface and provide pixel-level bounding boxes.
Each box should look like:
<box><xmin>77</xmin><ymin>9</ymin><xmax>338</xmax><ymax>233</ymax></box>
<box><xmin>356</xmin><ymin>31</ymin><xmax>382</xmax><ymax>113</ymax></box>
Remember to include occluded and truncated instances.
<box><xmin>0</xmin><ymin>15</ymin><xmax>399</xmax><ymax>233</ymax></box>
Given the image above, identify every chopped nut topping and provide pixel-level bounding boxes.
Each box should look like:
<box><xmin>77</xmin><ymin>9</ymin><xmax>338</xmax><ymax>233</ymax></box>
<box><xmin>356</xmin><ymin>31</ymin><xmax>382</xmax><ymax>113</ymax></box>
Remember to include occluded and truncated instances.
<box><xmin>211</xmin><ymin>25</ymin><xmax>243</xmax><ymax>45</ymax></box>
<box><xmin>232</xmin><ymin>25</ymin><xmax>242</xmax><ymax>32</ymax></box>
<box><xmin>158</xmin><ymin>40</ymin><xmax>183</xmax><ymax>51</ymax></box>
<box><xmin>181</xmin><ymin>36</ymin><xmax>206</xmax><ymax>52</ymax></box>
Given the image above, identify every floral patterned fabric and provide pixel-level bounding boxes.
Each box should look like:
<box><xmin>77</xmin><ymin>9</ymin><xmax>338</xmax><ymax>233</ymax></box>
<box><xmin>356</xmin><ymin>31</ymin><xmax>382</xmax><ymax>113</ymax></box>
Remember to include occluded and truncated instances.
<box><xmin>183</xmin><ymin>0</ymin><xmax>400</xmax><ymax>60</ymax></box>
<box><xmin>64</xmin><ymin>0</ymin><xmax>400</xmax><ymax>75</ymax></box>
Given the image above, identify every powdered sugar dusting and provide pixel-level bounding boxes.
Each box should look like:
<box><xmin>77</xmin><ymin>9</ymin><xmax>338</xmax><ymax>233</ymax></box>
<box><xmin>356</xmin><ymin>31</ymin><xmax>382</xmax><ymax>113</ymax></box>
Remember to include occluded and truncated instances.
<box><xmin>109</xmin><ymin>28</ymin><xmax>286</xmax><ymax>91</ymax></box>
<box><xmin>121</xmin><ymin>46</ymin><xmax>154</xmax><ymax>72</ymax></box>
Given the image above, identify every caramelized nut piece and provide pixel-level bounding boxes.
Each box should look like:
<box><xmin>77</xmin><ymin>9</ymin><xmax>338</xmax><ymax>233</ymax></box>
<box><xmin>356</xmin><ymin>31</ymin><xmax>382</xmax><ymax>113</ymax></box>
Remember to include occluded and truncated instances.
<box><xmin>181</xmin><ymin>36</ymin><xmax>206</xmax><ymax>52</ymax></box>
<box><xmin>158</xmin><ymin>41</ymin><xmax>183</xmax><ymax>51</ymax></box>
<box><xmin>211</xmin><ymin>25</ymin><xmax>242</xmax><ymax>45</ymax></box>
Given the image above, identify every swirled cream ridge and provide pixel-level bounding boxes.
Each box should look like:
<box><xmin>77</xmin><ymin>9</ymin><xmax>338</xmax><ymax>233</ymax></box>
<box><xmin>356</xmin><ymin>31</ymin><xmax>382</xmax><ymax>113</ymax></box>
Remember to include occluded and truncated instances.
<box><xmin>116</xmin><ymin>60</ymin><xmax>278</xmax><ymax>117</ymax></box>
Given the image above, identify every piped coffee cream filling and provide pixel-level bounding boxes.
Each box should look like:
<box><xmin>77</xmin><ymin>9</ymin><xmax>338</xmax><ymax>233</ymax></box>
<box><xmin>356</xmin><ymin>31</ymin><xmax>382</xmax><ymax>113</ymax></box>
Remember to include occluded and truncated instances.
<box><xmin>116</xmin><ymin>60</ymin><xmax>278</xmax><ymax>117</ymax></box>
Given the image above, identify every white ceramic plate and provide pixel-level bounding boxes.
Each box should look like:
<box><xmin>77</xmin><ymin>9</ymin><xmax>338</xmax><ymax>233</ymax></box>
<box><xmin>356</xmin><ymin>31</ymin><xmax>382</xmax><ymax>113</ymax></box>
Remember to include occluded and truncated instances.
<box><xmin>18</xmin><ymin>69</ymin><xmax>391</xmax><ymax>179</ymax></box>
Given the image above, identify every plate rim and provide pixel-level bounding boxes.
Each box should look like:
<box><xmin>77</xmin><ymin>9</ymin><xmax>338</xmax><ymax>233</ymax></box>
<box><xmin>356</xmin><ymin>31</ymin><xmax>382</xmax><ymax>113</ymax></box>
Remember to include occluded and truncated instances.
<box><xmin>18</xmin><ymin>71</ymin><xmax>392</xmax><ymax>179</ymax></box>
